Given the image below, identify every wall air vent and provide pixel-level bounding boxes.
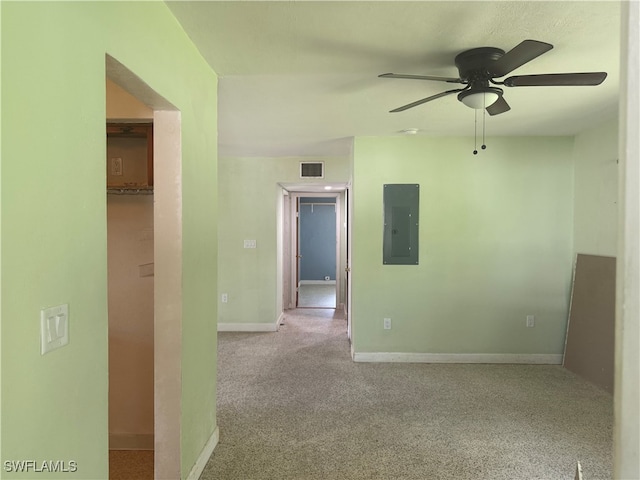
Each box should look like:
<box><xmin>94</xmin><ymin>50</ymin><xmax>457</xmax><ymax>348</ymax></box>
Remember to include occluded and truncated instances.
<box><xmin>300</xmin><ymin>162</ymin><xmax>324</xmax><ymax>179</ymax></box>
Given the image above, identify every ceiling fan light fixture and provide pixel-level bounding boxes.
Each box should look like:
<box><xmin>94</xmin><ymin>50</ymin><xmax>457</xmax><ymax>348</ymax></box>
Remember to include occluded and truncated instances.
<box><xmin>458</xmin><ymin>88</ymin><xmax>502</xmax><ymax>109</ymax></box>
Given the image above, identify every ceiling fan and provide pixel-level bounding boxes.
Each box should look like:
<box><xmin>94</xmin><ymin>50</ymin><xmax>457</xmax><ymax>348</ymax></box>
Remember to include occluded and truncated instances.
<box><xmin>379</xmin><ymin>40</ymin><xmax>607</xmax><ymax>115</ymax></box>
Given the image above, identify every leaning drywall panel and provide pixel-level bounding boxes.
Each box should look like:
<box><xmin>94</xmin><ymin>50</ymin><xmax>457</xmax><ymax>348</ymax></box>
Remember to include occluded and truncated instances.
<box><xmin>563</xmin><ymin>254</ymin><xmax>616</xmax><ymax>393</ymax></box>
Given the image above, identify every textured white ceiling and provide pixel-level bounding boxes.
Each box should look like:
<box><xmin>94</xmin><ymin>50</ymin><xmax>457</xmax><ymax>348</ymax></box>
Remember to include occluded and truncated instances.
<box><xmin>167</xmin><ymin>1</ymin><xmax>621</xmax><ymax>157</ymax></box>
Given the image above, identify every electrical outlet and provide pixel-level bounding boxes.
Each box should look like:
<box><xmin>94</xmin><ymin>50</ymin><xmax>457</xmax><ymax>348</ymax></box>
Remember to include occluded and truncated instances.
<box><xmin>526</xmin><ymin>315</ymin><xmax>535</xmax><ymax>328</ymax></box>
<box><xmin>221</xmin><ymin>293</ymin><xmax>228</xmax><ymax>303</ymax></box>
<box><xmin>110</xmin><ymin>157</ymin><xmax>123</xmax><ymax>176</ymax></box>
<box><xmin>383</xmin><ymin>318</ymin><xmax>392</xmax><ymax>330</ymax></box>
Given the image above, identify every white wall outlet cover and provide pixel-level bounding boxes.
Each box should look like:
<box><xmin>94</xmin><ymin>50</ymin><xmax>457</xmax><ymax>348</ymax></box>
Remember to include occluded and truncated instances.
<box><xmin>243</xmin><ymin>239</ymin><xmax>257</xmax><ymax>249</ymax></box>
<box><xmin>41</xmin><ymin>304</ymin><xmax>69</xmax><ymax>355</ymax></box>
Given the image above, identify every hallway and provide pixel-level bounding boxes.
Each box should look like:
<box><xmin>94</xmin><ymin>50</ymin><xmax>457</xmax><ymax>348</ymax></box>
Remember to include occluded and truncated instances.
<box><xmin>201</xmin><ymin>309</ymin><xmax>612</xmax><ymax>480</ymax></box>
<box><xmin>297</xmin><ymin>283</ymin><xmax>337</xmax><ymax>308</ymax></box>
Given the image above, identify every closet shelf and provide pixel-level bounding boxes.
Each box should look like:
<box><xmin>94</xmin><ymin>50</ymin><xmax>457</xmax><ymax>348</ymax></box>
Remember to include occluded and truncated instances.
<box><xmin>107</xmin><ymin>186</ymin><xmax>154</xmax><ymax>195</ymax></box>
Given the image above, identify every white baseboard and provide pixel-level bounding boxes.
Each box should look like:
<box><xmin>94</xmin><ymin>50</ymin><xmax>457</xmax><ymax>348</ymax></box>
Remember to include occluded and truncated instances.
<box><xmin>299</xmin><ymin>280</ymin><xmax>336</xmax><ymax>285</ymax></box>
<box><xmin>352</xmin><ymin>352</ymin><xmax>563</xmax><ymax>365</ymax></box>
<box><xmin>109</xmin><ymin>433</ymin><xmax>154</xmax><ymax>450</ymax></box>
<box><xmin>186</xmin><ymin>427</ymin><xmax>219</xmax><ymax>480</ymax></box>
<box><xmin>218</xmin><ymin>312</ymin><xmax>283</xmax><ymax>332</ymax></box>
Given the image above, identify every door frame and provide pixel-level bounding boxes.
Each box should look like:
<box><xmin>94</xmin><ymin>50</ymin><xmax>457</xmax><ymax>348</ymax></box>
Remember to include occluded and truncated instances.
<box><xmin>292</xmin><ymin>192</ymin><xmax>340</xmax><ymax>308</ymax></box>
<box><xmin>107</xmin><ymin>56</ymin><xmax>183</xmax><ymax>480</ymax></box>
<box><xmin>280</xmin><ymin>184</ymin><xmax>349</xmax><ymax>316</ymax></box>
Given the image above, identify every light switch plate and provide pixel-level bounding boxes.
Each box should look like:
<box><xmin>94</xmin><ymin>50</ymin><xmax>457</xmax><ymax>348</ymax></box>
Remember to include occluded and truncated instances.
<box><xmin>41</xmin><ymin>304</ymin><xmax>69</xmax><ymax>355</ymax></box>
<box><xmin>244</xmin><ymin>239</ymin><xmax>257</xmax><ymax>249</ymax></box>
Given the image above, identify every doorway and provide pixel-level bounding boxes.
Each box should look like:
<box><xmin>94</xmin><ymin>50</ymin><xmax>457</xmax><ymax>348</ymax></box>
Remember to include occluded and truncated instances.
<box><xmin>281</xmin><ymin>188</ymin><xmax>347</xmax><ymax>315</ymax></box>
<box><xmin>106</xmin><ymin>56</ymin><xmax>183</xmax><ymax>480</ymax></box>
<box><xmin>297</xmin><ymin>195</ymin><xmax>338</xmax><ymax>308</ymax></box>
<box><xmin>106</xmin><ymin>121</ymin><xmax>155</xmax><ymax>478</ymax></box>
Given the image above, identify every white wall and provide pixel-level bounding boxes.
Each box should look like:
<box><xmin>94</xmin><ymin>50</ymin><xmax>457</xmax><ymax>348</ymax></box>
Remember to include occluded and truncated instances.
<box><xmin>615</xmin><ymin>2</ymin><xmax>640</xmax><ymax>476</ymax></box>
<box><xmin>573</xmin><ymin>118</ymin><xmax>619</xmax><ymax>257</ymax></box>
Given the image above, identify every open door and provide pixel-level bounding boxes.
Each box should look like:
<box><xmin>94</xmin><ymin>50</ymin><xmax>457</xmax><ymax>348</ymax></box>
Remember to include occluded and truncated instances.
<box><xmin>295</xmin><ymin>196</ymin><xmax>301</xmax><ymax>307</ymax></box>
<box><xmin>346</xmin><ymin>185</ymin><xmax>352</xmax><ymax>340</ymax></box>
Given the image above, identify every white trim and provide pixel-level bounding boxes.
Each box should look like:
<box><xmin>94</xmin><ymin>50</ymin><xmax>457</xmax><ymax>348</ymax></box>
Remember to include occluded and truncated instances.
<box><xmin>616</xmin><ymin>5</ymin><xmax>640</xmax><ymax>477</ymax></box>
<box><xmin>288</xmin><ymin>191</ymin><xmax>342</xmax><ymax>309</ymax></box>
<box><xmin>352</xmin><ymin>352</ymin><xmax>563</xmax><ymax>364</ymax></box>
<box><xmin>299</xmin><ymin>280</ymin><xmax>336</xmax><ymax>285</ymax></box>
<box><xmin>186</xmin><ymin>427</ymin><xmax>219</xmax><ymax>480</ymax></box>
<box><xmin>109</xmin><ymin>433</ymin><xmax>154</xmax><ymax>451</ymax></box>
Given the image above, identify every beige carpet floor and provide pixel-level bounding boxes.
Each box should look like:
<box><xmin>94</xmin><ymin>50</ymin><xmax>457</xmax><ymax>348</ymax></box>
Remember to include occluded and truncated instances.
<box><xmin>109</xmin><ymin>450</ymin><xmax>153</xmax><ymax>480</ymax></box>
<box><xmin>298</xmin><ymin>283</ymin><xmax>336</xmax><ymax>308</ymax></box>
<box><xmin>200</xmin><ymin>308</ymin><xmax>613</xmax><ymax>480</ymax></box>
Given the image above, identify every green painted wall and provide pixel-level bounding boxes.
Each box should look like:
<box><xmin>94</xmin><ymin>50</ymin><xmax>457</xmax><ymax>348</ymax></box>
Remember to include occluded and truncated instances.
<box><xmin>351</xmin><ymin>136</ymin><xmax>574</xmax><ymax>355</ymax></box>
<box><xmin>573</xmin><ymin>118</ymin><xmax>619</xmax><ymax>257</ymax></box>
<box><xmin>1</xmin><ymin>3</ymin><xmax>217</xmax><ymax>479</ymax></box>
<box><xmin>218</xmin><ymin>156</ymin><xmax>349</xmax><ymax>325</ymax></box>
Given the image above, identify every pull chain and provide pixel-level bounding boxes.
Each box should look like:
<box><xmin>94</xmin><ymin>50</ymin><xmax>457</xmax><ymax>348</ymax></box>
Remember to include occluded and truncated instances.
<box><xmin>482</xmin><ymin>92</ymin><xmax>487</xmax><ymax>151</ymax></box>
<box><xmin>473</xmin><ymin>109</ymin><xmax>478</xmax><ymax>155</ymax></box>
<box><xmin>472</xmin><ymin>92</ymin><xmax>489</xmax><ymax>155</ymax></box>
<box><xmin>482</xmin><ymin>103</ymin><xmax>487</xmax><ymax>151</ymax></box>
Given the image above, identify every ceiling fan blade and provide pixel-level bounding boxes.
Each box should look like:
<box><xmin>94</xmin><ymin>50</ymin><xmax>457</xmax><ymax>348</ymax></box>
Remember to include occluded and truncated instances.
<box><xmin>504</xmin><ymin>72</ymin><xmax>608</xmax><ymax>87</ymax></box>
<box><xmin>486</xmin><ymin>96</ymin><xmax>511</xmax><ymax>116</ymax></box>
<box><xmin>389</xmin><ymin>88</ymin><xmax>466</xmax><ymax>112</ymax></box>
<box><xmin>379</xmin><ymin>73</ymin><xmax>462</xmax><ymax>84</ymax></box>
<box><xmin>489</xmin><ymin>40</ymin><xmax>553</xmax><ymax>77</ymax></box>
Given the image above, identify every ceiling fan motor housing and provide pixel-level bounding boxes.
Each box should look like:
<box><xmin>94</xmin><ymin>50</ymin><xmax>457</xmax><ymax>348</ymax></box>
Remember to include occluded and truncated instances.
<box><xmin>454</xmin><ymin>47</ymin><xmax>505</xmax><ymax>83</ymax></box>
<box><xmin>454</xmin><ymin>47</ymin><xmax>506</xmax><ymax>107</ymax></box>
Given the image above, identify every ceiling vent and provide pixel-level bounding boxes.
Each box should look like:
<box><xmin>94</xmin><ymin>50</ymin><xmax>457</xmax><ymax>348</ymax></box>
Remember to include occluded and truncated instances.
<box><xmin>300</xmin><ymin>162</ymin><xmax>324</xmax><ymax>179</ymax></box>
